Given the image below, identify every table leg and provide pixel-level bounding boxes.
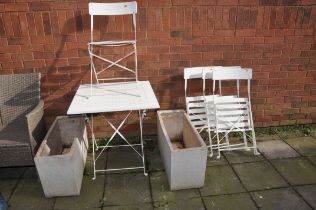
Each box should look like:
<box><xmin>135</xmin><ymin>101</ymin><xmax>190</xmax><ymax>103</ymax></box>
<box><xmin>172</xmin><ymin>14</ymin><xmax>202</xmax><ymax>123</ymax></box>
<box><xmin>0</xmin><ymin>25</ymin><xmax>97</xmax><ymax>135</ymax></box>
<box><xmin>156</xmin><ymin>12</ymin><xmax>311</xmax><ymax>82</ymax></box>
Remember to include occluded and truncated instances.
<box><xmin>139</xmin><ymin>110</ymin><xmax>148</xmax><ymax>176</ymax></box>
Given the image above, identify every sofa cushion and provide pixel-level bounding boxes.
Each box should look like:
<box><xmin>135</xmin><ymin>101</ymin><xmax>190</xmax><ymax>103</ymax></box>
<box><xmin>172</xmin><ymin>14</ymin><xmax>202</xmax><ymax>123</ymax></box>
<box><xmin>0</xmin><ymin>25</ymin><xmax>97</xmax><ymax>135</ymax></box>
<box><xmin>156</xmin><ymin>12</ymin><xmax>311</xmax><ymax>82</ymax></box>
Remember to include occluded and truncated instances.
<box><xmin>0</xmin><ymin>117</ymin><xmax>30</xmax><ymax>146</ymax></box>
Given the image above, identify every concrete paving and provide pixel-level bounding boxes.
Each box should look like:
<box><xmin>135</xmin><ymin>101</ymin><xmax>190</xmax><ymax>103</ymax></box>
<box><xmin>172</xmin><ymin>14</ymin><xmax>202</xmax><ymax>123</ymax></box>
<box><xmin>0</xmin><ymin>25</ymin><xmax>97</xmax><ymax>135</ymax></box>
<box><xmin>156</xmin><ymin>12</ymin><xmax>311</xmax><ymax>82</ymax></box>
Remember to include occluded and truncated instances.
<box><xmin>203</xmin><ymin>193</ymin><xmax>257</xmax><ymax>210</ymax></box>
<box><xmin>233</xmin><ymin>161</ymin><xmax>288</xmax><ymax>191</ymax></box>
<box><xmin>258</xmin><ymin>140</ymin><xmax>299</xmax><ymax>159</ymax></box>
<box><xmin>1</xmin><ymin>134</ymin><xmax>316</xmax><ymax>210</ymax></box>
<box><xmin>284</xmin><ymin>137</ymin><xmax>316</xmax><ymax>156</ymax></box>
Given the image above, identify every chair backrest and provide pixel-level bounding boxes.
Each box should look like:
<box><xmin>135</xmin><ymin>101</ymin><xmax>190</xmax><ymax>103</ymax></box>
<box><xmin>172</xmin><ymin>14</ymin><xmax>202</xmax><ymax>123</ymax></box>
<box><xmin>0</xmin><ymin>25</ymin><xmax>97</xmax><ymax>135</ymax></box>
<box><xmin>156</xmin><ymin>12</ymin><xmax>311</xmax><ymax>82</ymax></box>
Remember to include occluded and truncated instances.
<box><xmin>89</xmin><ymin>2</ymin><xmax>137</xmax><ymax>16</ymax></box>
<box><xmin>0</xmin><ymin>73</ymin><xmax>40</xmax><ymax>127</ymax></box>
<box><xmin>211</xmin><ymin>67</ymin><xmax>252</xmax><ymax>81</ymax></box>
<box><xmin>202</xmin><ymin>66</ymin><xmax>242</xmax><ymax>80</ymax></box>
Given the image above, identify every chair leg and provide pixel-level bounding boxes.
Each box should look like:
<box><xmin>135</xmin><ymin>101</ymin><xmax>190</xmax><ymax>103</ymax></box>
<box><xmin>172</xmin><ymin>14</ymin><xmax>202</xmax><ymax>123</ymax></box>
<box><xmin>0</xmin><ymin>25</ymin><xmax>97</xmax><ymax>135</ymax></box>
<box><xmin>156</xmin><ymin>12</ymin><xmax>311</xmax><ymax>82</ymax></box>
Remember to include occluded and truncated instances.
<box><xmin>208</xmin><ymin>127</ymin><xmax>213</xmax><ymax>158</ymax></box>
<box><xmin>216</xmin><ymin>133</ymin><xmax>221</xmax><ymax>159</ymax></box>
<box><xmin>139</xmin><ymin>110</ymin><xmax>148</xmax><ymax>176</ymax></box>
<box><xmin>251</xmin><ymin>129</ymin><xmax>260</xmax><ymax>155</ymax></box>
<box><xmin>225</xmin><ymin>131</ymin><xmax>230</xmax><ymax>150</ymax></box>
<box><xmin>243</xmin><ymin>131</ymin><xmax>250</xmax><ymax>151</ymax></box>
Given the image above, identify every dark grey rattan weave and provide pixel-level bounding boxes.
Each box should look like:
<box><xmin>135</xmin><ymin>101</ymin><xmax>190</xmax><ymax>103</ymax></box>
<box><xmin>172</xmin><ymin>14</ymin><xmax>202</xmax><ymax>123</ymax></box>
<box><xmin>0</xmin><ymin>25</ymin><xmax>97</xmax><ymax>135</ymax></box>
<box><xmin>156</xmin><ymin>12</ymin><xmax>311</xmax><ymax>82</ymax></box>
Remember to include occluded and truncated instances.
<box><xmin>0</xmin><ymin>73</ymin><xmax>46</xmax><ymax>167</ymax></box>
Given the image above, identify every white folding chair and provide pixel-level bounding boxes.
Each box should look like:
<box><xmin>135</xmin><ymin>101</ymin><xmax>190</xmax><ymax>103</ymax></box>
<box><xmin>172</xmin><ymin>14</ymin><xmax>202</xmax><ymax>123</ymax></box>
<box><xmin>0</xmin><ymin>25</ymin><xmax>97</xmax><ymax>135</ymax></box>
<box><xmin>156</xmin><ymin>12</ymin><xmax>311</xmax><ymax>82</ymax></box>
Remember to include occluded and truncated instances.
<box><xmin>88</xmin><ymin>2</ymin><xmax>138</xmax><ymax>83</ymax></box>
<box><xmin>184</xmin><ymin>66</ymin><xmax>243</xmax><ymax>157</ymax></box>
<box><xmin>203</xmin><ymin>67</ymin><xmax>259</xmax><ymax>159</ymax></box>
<box><xmin>87</xmin><ymin>2</ymin><xmax>149</xmax><ymax>178</ymax></box>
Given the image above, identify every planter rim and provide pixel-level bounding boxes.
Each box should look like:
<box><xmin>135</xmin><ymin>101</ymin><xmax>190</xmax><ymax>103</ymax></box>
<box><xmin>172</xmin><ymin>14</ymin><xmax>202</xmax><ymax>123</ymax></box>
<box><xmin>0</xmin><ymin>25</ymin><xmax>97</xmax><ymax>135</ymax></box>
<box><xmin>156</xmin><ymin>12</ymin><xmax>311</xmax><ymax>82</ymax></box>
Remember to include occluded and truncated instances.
<box><xmin>157</xmin><ymin>109</ymin><xmax>206</xmax><ymax>152</ymax></box>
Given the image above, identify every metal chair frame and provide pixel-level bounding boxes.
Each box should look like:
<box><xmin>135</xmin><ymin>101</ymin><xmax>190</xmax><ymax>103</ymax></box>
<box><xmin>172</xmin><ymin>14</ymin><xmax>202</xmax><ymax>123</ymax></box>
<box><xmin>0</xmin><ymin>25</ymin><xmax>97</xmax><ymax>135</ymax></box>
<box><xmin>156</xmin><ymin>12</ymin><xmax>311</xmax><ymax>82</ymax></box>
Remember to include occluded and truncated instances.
<box><xmin>202</xmin><ymin>67</ymin><xmax>259</xmax><ymax>159</ymax></box>
<box><xmin>88</xmin><ymin>2</ymin><xmax>138</xmax><ymax>83</ymax></box>
<box><xmin>87</xmin><ymin>2</ymin><xmax>148</xmax><ymax>179</ymax></box>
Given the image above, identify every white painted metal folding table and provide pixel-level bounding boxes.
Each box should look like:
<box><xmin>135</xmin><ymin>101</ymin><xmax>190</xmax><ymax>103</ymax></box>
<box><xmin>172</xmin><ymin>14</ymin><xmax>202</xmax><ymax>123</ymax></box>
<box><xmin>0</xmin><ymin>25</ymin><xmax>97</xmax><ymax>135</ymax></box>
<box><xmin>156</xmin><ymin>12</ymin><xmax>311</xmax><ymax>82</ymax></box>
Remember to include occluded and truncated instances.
<box><xmin>67</xmin><ymin>81</ymin><xmax>160</xmax><ymax>179</ymax></box>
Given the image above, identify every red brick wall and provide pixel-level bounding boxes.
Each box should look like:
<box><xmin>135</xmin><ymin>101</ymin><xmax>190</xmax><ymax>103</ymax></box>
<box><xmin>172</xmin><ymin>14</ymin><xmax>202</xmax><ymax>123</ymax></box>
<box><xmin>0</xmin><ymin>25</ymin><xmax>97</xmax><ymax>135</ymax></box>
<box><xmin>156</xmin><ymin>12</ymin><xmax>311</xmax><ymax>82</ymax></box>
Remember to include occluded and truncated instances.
<box><xmin>0</xmin><ymin>0</ymin><xmax>315</xmax><ymax>136</ymax></box>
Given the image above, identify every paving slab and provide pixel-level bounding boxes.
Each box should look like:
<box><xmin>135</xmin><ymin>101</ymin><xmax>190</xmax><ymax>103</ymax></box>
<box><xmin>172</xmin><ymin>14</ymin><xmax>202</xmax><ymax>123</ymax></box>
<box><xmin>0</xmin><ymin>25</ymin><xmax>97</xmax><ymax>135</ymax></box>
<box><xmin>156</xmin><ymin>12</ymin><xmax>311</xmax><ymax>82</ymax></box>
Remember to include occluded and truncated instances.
<box><xmin>150</xmin><ymin>171</ymin><xmax>200</xmax><ymax>203</ymax></box>
<box><xmin>103</xmin><ymin>203</ymin><xmax>153</xmax><ymax>210</ymax></box>
<box><xmin>85</xmin><ymin>151</ymin><xmax>107</xmax><ymax>175</ymax></box>
<box><xmin>307</xmin><ymin>156</ymin><xmax>316</xmax><ymax>165</ymax></box>
<box><xmin>55</xmin><ymin>208</ymin><xmax>101</xmax><ymax>210</ymax></box>
<box><xmin>295</xmin><ymin>184</ymin><xmax>316</xmax><ymax>209</ymax></box>
<box><xmin>8</xmin><ymin>167</ymin><xmax>55</xmax><ymax>210</ymax></box>
<box><xmin>207</xmin><ymin>153</ymin><xmax>228</xmax><ymax>167</ymax></box>
<box><xmin>54</xmin><ymin>175</ymin><xmax>105</xmax><ymax>209</ymax></box>
<box><xmin>203</xmin><ymin>193</ymin><xmax>257</xmax><ymax>210</ymax></box>
<box><xmin>223</xmin><ymin>150</ymin><xmax>265</xmax><ymax>164</ymax></box>
<box><xmin>146</xmin><ymin>146</ymin><xmax>164</xmax><ymax>172</ymax></box>
<box><xmin>284</xmin><ymin>137</ymin><xmax>316</xmax><ymax>156</ymax></box>
<box><xmin>256</xmin><ymin>135</ymin><xmax>281</xmax><ymax>142</ymax></box>
<box><xmin>107</xmin><ymin>147</ymin><xmax>144</xmax><ymax>170</ymax></box>
<box><xmin>154</xmin><ymin>197</ymin><xmax>205</xmax><ymax>210</ymax></box>
<box><xmin>0</xmin><ymin>167</ymin><xmax>26</xmax><ymax>201</ymax></box>
<box><xmin>200</xmin><ymin>165</ymin><xmax>245</xmax><ymax>196</ymax></box>
<box><xmin>271</xmin><ymin>158</ymin><xmax>316</xmax><ymax>185</ymax></box>
<box><xmin>251</xmin><ymin>188</ymin><xmax>311</xmax><ymax>210</ymax></box>
<box><xmin>258</xmin><ymin>140</ymin><xmax>299</xmax><ymax>159</ymax></box>
<box><xmin>233</xmin><ymin>161</ymin><xmax>288</xmax><ymax>191</ymax></box>
<box><xmin>103</xmin><ymin>172</ymin><xmax>151</xmax><ymax>206</ymax></box>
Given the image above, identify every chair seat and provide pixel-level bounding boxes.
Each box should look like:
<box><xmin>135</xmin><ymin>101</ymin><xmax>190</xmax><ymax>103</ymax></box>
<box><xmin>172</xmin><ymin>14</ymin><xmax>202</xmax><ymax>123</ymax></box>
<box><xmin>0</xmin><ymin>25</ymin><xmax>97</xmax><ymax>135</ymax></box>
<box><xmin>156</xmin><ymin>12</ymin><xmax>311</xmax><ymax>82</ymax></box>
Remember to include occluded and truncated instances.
<box><xmin>0</xmin><ymin>118</ymin><xmax>30</xmax><ymax>146</ymax></box>
<box><xmin>89</xmin><ymin>40</ymin><xmax>135</xmax><ymax>46</ymax></box>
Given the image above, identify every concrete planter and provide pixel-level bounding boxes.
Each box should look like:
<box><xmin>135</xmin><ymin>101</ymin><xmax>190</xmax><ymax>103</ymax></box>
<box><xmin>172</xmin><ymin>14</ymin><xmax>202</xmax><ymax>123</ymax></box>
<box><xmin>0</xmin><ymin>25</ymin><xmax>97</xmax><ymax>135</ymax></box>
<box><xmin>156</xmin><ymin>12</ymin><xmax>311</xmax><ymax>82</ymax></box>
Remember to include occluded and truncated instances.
<box><xmin>34</xmin><ymin>116</ymin><xmax>88</xmax><ymax>198</ymax></box>
<box><xmin>157</xmin><ymin>110</ymin><xmax>207</xmax><ymax>190</ymax></box>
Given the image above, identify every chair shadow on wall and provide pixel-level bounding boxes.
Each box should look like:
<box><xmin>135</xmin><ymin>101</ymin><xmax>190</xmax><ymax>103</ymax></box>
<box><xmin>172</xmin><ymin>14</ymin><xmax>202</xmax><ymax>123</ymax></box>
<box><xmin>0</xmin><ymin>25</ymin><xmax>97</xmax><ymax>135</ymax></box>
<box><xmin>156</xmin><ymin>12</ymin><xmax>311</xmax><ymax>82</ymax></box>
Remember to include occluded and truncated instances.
<box><xmin>43</xmin><ymin>14</ymin><xmax>109</xmax><ymax>114</ymax></box>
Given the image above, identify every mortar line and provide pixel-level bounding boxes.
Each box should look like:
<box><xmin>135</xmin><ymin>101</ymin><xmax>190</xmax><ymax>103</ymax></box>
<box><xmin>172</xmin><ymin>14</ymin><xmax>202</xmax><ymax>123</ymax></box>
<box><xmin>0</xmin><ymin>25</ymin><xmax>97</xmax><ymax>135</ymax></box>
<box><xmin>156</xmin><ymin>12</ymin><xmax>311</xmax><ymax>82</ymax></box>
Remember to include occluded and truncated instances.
<box><xmin>146</xmin><ymin>170</ymin><xmax>155</xmax><ymax>209</ymax></box>
<box><xmin>7</xmin><ymin>167</ymin><xmax>28</xmax><ymax>204</ymax></box>
<box><xmin>197</xmin><ymin>187</ymin><xmax>208</xmax><ymax>210</ymax></box>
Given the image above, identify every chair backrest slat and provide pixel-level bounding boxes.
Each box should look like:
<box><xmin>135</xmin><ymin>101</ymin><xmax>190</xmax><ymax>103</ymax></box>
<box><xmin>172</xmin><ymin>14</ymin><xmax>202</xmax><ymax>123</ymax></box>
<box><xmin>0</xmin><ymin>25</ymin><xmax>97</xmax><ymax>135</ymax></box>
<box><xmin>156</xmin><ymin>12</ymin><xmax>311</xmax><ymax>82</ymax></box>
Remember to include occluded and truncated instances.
<box><xmin>211</xmin><ymin>67</ymin><xmax>252</xmax><ymax>80</ymax></box>
<box><xmin>89</xmin><ymin>2</ymin><xmax>137</xmax><ymax>16</ymax></box>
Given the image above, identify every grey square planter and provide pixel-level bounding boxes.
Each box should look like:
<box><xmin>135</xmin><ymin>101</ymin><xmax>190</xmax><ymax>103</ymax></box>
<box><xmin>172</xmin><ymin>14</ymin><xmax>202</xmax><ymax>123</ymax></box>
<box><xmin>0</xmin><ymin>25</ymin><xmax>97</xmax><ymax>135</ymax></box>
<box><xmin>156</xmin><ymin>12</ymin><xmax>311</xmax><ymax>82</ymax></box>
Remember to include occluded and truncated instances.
<box><xmin>157</xmin><ymin>110</ymin><xmax>207</xmax><ymax>190</ymax></box>
<box><xmin>34</xmin><ymin>116</ymin><xmax>88</xmax><ymax>198</ymax></box>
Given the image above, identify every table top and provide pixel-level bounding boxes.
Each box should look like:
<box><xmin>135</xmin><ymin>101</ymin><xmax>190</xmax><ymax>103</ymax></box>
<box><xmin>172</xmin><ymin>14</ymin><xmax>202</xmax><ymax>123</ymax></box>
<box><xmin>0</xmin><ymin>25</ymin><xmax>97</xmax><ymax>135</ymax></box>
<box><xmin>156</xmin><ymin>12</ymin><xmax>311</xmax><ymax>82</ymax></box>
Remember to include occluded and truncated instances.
<box><xmin>67</xmin><ymin>81</ymin><xmax>160</xmax><ymax>115</ymax></box>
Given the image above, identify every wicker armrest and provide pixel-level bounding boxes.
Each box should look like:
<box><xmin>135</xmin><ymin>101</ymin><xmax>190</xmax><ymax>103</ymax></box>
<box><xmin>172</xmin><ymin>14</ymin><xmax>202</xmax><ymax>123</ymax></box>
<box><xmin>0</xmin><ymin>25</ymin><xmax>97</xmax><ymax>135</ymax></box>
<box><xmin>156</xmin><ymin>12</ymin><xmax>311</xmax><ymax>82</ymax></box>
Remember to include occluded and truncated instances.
<box><xmin>26</xmin><ymin>100</ymin><xmax>46</xmax><ymax>155</ymax></box>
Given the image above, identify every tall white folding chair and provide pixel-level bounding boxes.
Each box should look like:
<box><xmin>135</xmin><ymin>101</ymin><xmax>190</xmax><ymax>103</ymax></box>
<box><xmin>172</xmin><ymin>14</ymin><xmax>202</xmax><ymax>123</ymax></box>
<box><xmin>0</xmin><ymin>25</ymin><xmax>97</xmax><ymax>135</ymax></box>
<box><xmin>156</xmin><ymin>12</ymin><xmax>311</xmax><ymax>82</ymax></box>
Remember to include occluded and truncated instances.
<box><xmin>87</xmin><ymin>2</ymin><xmax>149</xmax><ymax>178</ymax></box>
<box><xmin>203</xmin><ymin>67</ymin><xmax>259</xmax><ymax>159</ymax></box>
<box><xmin>88</xmin><ymin>2</ymin><xmax>138</xmax><ymax>83</ymax></box>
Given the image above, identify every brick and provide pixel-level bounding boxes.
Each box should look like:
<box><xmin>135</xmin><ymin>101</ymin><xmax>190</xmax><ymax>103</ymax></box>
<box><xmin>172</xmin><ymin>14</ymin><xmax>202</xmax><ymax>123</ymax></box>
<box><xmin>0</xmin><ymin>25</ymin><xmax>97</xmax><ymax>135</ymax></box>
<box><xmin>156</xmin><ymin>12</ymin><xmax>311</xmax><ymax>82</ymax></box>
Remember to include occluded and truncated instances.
<box><xmin>5</xmin><ymin>3</ymin><xmax>28</xmax><ymax>12</ymax></box>
<box><xmin>23</xmin><ymin>60</ymin><xmax>45</xmax><ymax>69</ymax></box>
<box><xmin>290</xmin><ymin>58</ymin><xmax>309</xmax><ymax>64</ymax></box>
<box><xmin>11</xmin><ymin>13</ymin><xmax>22</xmax><ymax>37</ymax></box>
<box><xmin>172</xmin><ymin>0</ymin><xmax>216</xmax><ymax>5</ymax></box>
<box><xmin>7</xmin><ymin>37</ymin><xmax>27</xmax><ymax>45</ymax></box>
<box><xmin>301</xmin><ymin>51</ymin><xmax>316</xmax><ymax>57</ymax></box>
<box><xmin>296</xmin><ymin>7</ymin><xmax>311</xmax><ymax>29</ymax></box>
<box><xmin>42</xmin><ymin>12</ymin><xmax>52</xmax><ymax>35</ymax></box>
<box><xmin>245</xmin><ymin>37</ymin><xmax>264</xmax><ymax>44</ymax></box>
<box><xmin>192</xmin><ymin>45</ymin><xmax>233</xmax><ymax>52</ymax></box>
<box><xmin>29</xmin><ymin>2</ymin><xmax>51</xmax><ymax>11</ymax></box>
<box><xmin>217</xmin><ymin>0</ymin><xmax>238</xmax><ymax>5</ymax></box>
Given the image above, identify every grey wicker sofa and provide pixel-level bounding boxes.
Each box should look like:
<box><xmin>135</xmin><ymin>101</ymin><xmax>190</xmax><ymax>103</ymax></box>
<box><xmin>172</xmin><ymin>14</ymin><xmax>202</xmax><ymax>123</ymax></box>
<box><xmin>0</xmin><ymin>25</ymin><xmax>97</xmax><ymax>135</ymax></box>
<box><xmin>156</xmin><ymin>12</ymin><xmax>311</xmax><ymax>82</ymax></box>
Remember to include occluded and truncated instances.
<box><xmin>0</xmin><ymin>73</ymin><xmax>46</xmax><ymax>167</ymax></box>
